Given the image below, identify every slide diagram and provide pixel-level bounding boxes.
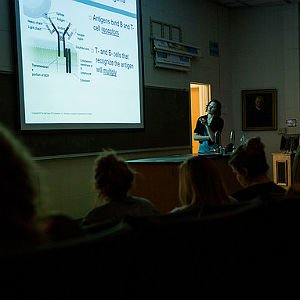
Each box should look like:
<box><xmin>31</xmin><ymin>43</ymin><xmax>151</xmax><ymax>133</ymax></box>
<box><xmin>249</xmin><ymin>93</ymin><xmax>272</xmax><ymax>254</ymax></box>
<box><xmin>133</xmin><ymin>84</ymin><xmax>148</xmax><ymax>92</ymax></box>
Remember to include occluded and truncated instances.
<box><xmin>23</xmin><ymin>0</ymin><xmax>78</xmax><ymax>76</ymax></box>
<box><xmin>46</xmin><ymin>17</ymin><xmax>73</xmax><ymax>73</ymax></box>
<box><xmin>16</xmin><ymin>0</ymin><xmax>142</xmax><ymax>128</ymax></box>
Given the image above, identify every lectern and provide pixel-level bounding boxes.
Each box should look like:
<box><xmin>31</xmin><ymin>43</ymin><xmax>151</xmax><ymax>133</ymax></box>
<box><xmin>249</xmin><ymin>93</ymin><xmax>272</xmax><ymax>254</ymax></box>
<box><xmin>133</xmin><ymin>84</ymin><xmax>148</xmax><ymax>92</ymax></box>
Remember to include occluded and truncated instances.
<box><xmin>128</xmin><ymin>154</ymin><xmax>242</xmax><ymax>213</ymax></box>
<box><xmin>272</xmin><ymin>152</ymin><xmax>294</xmax><ymax>189</ymax></box>
<box><xmin>272</xmin><ymin>135</ymin><xmax>300</xmax><ymax>189</ymax></box>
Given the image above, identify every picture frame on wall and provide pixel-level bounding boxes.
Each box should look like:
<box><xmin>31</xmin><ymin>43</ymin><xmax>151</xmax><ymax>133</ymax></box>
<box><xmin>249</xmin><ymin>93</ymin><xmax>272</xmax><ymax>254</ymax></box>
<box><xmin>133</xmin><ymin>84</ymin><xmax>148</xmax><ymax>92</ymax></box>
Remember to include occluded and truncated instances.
<box><xmin>242</xmin><ymin>89</ymin><xmax>277</xmax><ymax>131</ymax></box>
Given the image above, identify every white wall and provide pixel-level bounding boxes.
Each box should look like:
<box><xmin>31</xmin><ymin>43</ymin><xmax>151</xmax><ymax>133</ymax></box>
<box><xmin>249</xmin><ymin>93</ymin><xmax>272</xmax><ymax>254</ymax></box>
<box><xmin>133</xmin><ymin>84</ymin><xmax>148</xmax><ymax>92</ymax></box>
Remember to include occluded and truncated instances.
<box><xmin>230</xmin><ymin>4</ymin><xmax>299</xmax><ymax>175</ymax></box>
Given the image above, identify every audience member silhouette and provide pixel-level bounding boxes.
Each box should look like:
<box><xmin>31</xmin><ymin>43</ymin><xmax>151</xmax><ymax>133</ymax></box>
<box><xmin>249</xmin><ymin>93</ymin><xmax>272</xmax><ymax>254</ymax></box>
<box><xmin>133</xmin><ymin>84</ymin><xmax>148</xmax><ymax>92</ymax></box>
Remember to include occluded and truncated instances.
<box><xmin>0</xmin><ymin>124</ymin><xmax>45</xmax><ymax>253</ymax></box>
<box><xmin>170</xmin><ymin>156</ymin><xmax>237</xmax><ymax>217</ymax></box>
<box><xmin>228</xmin><ymin>137</ymin><xmax>286</xmax><ymax>202</ymax></box>
<box><xmin>81</xmin><ymin>150</ymin><xmax>160</xmax><ymax>226</ymax></box>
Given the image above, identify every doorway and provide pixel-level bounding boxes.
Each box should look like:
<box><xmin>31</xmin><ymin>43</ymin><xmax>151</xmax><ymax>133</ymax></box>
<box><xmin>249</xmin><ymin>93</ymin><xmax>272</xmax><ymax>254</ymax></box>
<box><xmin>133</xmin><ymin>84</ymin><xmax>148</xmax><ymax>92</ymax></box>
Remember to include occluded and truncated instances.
<box><xmin>190</xmin><ymin>83</ymin><xmax>211</xmax><ymax>154</ymax></box>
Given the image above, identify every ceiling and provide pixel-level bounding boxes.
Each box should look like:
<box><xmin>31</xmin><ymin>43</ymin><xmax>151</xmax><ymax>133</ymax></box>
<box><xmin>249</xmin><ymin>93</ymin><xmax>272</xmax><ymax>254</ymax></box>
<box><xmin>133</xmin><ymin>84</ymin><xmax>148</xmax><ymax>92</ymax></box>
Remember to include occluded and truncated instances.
<box><xmin>209</xmin><ymin>0</ymin><xmax>300</xmax><ymax>8</ymax></box>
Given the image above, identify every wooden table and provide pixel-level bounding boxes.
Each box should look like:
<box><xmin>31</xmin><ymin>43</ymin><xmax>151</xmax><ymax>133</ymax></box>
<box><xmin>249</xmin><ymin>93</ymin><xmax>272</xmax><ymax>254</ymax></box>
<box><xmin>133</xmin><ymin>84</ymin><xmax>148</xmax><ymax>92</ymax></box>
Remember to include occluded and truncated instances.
<box><xmin>128</xmin><ymin>154</ymin><xmax>242</xmax><ymax>213</ymax></box>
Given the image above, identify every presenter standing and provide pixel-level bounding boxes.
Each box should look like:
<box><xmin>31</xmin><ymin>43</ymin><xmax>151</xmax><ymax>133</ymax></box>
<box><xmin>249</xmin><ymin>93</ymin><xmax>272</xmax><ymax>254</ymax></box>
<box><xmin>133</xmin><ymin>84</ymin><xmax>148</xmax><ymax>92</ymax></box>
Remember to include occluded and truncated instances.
<box><xmin>194</xmin><ymin>99</ymin><xmax>224</xmax><ymax>154</ymax></box>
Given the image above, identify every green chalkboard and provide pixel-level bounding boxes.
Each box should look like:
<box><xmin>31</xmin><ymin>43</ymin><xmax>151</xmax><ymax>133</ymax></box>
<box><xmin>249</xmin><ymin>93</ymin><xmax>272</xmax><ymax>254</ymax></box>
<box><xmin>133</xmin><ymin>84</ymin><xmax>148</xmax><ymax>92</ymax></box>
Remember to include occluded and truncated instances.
<box><xmin>0</xmin><ymin>73</ymin><xmax>190</xmax><ymax>157</ymax></box>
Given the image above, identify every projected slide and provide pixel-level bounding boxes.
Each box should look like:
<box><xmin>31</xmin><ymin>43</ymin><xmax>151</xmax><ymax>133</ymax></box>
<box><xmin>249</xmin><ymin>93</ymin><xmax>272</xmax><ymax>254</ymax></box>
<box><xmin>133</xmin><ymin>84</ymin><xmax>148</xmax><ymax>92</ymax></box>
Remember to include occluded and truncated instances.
<box><xmin>15</xmin><ymin>0</ymin><xmax>143</xmax><ymax>129</ymax></box>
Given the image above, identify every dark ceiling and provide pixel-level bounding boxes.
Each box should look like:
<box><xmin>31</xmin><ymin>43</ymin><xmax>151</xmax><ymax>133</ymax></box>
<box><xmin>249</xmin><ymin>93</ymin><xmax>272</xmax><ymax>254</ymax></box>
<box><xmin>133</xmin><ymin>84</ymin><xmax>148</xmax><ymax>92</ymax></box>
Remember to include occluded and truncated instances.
<box><xmin>209</xmin><ymin>0</ymin><xmax>300</xmax><ymax>8</ymax></box>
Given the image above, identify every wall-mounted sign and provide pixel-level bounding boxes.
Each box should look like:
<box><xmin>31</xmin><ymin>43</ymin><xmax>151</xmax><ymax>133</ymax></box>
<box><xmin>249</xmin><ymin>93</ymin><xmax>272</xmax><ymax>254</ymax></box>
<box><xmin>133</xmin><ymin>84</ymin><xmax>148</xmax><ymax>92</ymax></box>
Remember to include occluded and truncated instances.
<box><xmin>155</xmin><ymin>52</ymin><xmax>191</xmax><ymax>71</ymax></box>
<box><xmin>152</xmin><ymin>37</ymin><xmax>201</xmax><ymax>71</ymax></box>
<box><xmin>153</xmin><ymin>38</ymin><xmax>200</xmax><ymax>57</ymax></box>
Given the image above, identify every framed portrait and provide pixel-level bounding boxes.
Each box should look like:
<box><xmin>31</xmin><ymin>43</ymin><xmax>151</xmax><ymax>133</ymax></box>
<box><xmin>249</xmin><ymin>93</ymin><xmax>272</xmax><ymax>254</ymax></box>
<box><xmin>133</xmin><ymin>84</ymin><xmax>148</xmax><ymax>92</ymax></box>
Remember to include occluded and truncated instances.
<box><xmin>242</xmin><ymin>89</ymin><xmax>277</xmax><ymax>131</ymax></box>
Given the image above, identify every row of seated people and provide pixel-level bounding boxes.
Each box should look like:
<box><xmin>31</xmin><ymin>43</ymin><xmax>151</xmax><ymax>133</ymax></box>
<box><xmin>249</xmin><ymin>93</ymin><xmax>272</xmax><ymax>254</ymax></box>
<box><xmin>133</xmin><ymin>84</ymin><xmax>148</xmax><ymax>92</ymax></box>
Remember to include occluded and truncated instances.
<box><xmin>0</xmin><ymin>122</ymin><xmax>300</xmax><ymax>298</ymax></box>
<box><xmin>81</xmin><ymin>136</ymin><xmax>287</xmax><ymax>223</ymax></box>
<box><xmin>0</xmin><ymin>121</ymin><xmax>297</xmax><ymax>249</ymax></box>
<box><xmin>37</xmin><ymin>136</ymin><xmax>289</xmax><ymax>240</ymax></box>
<box><xmin>2</xmin><ymin>197</ymin><xmax>300</xmax><ymax>298</ymax></box>
<box><xmin>80</xmin><ymin>136</ymin><xmax>288</xmax><ymax>225</ymax></box>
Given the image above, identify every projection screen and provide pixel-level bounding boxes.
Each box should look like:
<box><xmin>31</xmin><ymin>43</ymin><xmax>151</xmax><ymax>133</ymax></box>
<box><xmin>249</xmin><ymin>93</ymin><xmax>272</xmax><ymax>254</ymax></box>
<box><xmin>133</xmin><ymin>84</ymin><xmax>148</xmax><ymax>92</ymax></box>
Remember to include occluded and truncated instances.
<box><xmin>14</xmin><ymin>0</ymin><xmax>144</xmax><ymax>130</ymax></box>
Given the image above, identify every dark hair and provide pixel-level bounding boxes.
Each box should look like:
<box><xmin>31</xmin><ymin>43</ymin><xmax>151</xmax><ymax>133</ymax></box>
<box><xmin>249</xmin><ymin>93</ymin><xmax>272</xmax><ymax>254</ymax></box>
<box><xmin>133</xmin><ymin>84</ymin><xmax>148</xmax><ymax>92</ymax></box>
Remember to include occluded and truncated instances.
<box><xmin>94</xmin><ymin>150</ymin><xmax>134</xmax><ymax>202</ymax></box>
<box><xmin>206</xmin><ymin>99</ymin><xmax>222</xmax><ymax>117</ymax></box>
<box><xmin>228</xmin><ymin>137</ymin><xmax>269</xmax><ymax>181</ymax></box>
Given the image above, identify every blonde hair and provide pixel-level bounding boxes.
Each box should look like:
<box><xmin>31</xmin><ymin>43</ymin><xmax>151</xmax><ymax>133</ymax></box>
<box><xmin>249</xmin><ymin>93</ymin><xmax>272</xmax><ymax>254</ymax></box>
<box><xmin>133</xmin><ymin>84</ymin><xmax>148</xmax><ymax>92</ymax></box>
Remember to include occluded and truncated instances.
<box><xmin>179</xmin><ymin>156</ymin><xmax>229</xmax><ymax>207</ymax></box>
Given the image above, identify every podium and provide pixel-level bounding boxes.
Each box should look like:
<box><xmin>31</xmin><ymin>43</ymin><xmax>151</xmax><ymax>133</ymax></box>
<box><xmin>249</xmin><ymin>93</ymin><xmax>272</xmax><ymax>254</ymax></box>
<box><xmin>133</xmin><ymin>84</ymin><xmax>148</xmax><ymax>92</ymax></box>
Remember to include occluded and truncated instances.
<box><xmin>128</xmin><ymin>154</ymin><xmax>242</xmax><ymax>213</ymax></box>
<box><xmin>272</xmin><ymin>152</ymin><xmax>295</xmax><ymax>189</ymax></box>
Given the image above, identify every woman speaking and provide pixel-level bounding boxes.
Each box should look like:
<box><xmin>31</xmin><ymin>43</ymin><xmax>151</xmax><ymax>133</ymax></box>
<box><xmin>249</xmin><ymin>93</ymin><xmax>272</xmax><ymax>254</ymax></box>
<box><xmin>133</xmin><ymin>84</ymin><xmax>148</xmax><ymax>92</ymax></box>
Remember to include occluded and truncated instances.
<box><xmin>193</xmin><ymin>99</ymin><xmax>224</xmax><ymax>154</ymax></box>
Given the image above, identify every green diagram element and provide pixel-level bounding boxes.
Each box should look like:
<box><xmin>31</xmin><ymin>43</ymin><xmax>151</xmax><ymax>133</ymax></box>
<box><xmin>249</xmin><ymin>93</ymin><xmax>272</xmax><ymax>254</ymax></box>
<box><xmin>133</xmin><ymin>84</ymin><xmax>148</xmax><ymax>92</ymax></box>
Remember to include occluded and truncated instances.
<box><xmin>30</xmin><ymin>46</ymin><xmax>78</xmax><ymax>73</ymax></box>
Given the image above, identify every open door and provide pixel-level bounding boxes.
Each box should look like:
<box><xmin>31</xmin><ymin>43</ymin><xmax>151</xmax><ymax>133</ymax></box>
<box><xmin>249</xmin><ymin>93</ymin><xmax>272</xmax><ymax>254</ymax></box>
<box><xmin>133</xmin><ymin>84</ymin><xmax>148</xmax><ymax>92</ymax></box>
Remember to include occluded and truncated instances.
<box><xmin>190</xmin><ymin>83</ymin><xmax>211</xmax><ymax>154</ymax></box>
